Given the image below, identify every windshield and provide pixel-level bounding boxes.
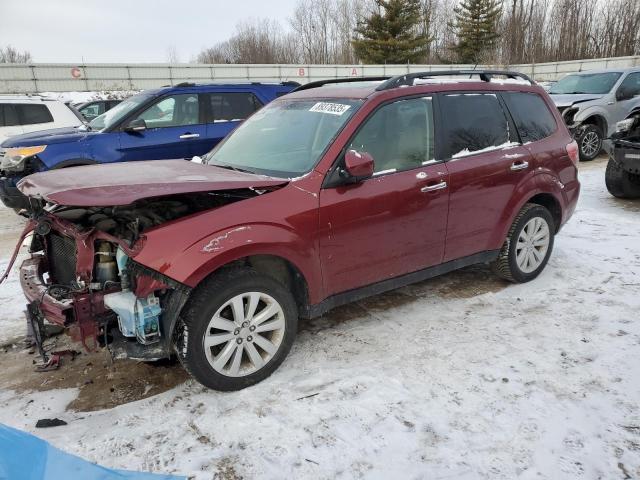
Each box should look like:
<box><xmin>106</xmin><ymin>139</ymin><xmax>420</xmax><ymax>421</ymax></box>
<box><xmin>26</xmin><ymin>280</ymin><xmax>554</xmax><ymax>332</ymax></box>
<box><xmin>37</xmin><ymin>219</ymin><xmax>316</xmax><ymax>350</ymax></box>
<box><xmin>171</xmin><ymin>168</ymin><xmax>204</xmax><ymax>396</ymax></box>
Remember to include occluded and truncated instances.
<box><xmin>88</xmin><ymin>93</ymin><xmax>152</xmax><ymax>130</ymax></box>
<box><xmin>549</xmin><ymin>72</ymin><xmax>622</xmax><ymax>95</ymax></box>
<box><xmin>205</xmin><ymin>98</ymin><xmax>362</xmax><ymax>177</ymax></box>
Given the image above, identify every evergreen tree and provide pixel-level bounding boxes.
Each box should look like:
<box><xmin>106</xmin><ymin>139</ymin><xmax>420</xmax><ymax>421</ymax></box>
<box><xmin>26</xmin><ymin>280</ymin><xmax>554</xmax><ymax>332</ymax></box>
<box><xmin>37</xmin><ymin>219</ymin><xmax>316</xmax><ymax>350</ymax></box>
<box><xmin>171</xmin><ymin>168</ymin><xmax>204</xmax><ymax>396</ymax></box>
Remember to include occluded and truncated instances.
<box><xmin>450</xmin><ymin>0</ymin><xmax>502</xmax><ymax>64</ymax></box>
<box><xmin>352</xmin><ymin>0</ymin><xmax>432</xmax><ymax>64</ymax></box>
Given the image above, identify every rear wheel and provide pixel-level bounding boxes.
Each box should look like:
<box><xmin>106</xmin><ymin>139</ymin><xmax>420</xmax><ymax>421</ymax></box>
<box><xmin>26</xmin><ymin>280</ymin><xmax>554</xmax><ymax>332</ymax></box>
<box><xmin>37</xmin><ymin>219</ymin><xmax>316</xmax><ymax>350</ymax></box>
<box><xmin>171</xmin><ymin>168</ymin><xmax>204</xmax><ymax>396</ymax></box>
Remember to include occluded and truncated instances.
<box><xmin>577</xmin><ymin>124</ymin><xmax>603</xmax><ymax>161</ymax></box>
<box><xmin>492</xmin><ymin>203</ymin><xmax>555</xmax><ymax>283</ymax></box>
<box><xmin>178</xmin><ymin>268</ymin><xmax>298</xmax><ymax>391</ymax></box>
<box><xmin>605</xmin><ymin>158</ymin><xmax>640</xmax><ymax>199</ymax></box>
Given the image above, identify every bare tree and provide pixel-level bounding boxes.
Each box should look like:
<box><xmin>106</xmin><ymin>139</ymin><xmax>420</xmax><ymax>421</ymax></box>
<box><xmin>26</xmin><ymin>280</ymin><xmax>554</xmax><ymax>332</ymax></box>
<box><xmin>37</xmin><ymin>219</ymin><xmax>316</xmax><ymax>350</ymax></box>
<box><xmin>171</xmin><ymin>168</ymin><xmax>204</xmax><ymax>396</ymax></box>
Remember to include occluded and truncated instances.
<box><xmin>0</xmin><ymin>45</ymin><xmax>33</xmax><ymax>63</ymax></box>
<box><xmin>166</xmin><ymin>46</ymin><xmax>181</xmax><ymax>63</ymax></box>
<box><xmin>193</xmin><ymin>0</ymin><xmax>640</xmax><ymax>65</ymax></box>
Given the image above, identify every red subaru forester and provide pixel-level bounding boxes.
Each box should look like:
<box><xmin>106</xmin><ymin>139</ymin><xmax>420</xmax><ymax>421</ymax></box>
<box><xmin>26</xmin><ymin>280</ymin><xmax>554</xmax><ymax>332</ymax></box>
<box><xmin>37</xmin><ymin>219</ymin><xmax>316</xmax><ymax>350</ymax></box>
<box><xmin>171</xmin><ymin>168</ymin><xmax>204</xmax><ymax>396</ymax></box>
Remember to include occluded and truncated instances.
<box><xmin>6</xmin><ymin>71</ymin><xmax>580</xmax><ymax>390</ymax></box>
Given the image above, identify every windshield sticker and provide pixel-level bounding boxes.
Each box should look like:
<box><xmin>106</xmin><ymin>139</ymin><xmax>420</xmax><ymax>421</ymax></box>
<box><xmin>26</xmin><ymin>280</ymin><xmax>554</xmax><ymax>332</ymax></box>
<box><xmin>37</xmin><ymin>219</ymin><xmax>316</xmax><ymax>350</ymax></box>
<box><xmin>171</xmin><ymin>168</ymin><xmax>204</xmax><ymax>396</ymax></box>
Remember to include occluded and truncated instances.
<box><xmin>309</xmin><ymin>102</ymin><xmax>351</xmax><ymax>116</ymax></box>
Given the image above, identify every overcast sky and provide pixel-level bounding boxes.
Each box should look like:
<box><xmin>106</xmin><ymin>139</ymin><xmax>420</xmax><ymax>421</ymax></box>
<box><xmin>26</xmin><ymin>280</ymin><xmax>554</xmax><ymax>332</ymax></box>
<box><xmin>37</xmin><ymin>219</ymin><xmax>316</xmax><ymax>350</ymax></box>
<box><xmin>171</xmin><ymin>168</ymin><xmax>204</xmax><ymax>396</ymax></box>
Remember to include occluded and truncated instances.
<box><xmin>0</xmin><ymin>0</ymin><xmax>300</xmax><ymax>63</ymax></box>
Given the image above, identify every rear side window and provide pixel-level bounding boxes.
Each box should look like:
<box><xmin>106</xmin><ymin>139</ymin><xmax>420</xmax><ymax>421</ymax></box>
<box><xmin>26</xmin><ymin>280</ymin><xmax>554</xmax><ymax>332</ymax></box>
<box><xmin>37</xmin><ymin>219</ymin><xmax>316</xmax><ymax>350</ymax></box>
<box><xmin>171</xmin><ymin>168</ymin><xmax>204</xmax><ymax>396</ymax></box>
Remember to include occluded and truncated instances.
<box><xmin>209</xmin><ymin>93</ymin><xmax>263</xmax><ymax>122</ymax></box>
<box><xmin>440</xmin><ymin>93</ymin><xmax>512</xmax><ymax>158</ymax></box>
<box><xmin>0</xmin><ymin>104</ymin><xmax>20</xmax><ymax>126</ymax></box>
<box><xmin>17</xmin><ymin>104</ymin><xmax>54</xmax><ymax>125</ymax></box>
<box><xmin>503</xmin><ymin>92</ymin><xmax>557</xmax><ymax>142</ymax></box>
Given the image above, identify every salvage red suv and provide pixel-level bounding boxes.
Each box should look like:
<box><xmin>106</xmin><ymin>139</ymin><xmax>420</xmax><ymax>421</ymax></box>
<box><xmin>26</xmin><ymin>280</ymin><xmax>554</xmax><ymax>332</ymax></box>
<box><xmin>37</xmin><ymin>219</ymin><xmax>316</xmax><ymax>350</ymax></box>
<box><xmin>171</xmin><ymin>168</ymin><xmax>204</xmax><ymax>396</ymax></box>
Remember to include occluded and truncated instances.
<box><xmin>5</xmin><ymin>70</ymin><xmax>580</xmax><ymax>391</ymax></box>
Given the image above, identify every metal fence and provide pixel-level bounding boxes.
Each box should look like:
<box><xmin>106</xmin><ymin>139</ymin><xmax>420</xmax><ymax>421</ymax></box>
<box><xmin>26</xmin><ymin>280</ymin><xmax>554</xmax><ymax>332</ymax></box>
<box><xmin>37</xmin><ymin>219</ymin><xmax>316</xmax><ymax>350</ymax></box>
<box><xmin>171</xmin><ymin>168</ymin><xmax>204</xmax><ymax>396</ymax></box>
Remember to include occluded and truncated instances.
<box><xmin>1</xmin><ymin>56</ymin><xmax>639</xmax><ymax>93</ymax></box>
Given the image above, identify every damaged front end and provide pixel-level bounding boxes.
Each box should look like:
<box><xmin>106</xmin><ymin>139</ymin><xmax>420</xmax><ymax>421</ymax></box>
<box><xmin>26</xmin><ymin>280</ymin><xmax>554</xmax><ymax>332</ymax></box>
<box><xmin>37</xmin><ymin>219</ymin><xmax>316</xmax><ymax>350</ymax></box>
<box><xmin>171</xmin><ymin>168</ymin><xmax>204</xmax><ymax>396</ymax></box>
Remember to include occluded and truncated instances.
<box><xmin>9</xmin><ymin>190</ymin><xmax>263</xmax><ymax>363</ymax></box>
<box><xmin>1</xmin><ymin>160</ymin><xmax>288</xmax><ymax>364</ymax></box>
<box><xmin>13</xmin><ymin>200</ymin><xmax>197</xmax><ymax>362</ymax></box>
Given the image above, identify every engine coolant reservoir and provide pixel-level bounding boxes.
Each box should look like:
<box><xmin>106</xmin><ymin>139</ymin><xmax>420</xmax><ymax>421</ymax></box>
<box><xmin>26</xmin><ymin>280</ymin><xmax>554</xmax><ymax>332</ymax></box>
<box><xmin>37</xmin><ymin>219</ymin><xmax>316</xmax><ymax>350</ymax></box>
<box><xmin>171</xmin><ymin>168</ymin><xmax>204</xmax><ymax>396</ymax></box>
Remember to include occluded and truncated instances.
<box><xmin>103</xmin><ymin>291</ymin><xmax>162</xmax><ymax>345</ymax></box>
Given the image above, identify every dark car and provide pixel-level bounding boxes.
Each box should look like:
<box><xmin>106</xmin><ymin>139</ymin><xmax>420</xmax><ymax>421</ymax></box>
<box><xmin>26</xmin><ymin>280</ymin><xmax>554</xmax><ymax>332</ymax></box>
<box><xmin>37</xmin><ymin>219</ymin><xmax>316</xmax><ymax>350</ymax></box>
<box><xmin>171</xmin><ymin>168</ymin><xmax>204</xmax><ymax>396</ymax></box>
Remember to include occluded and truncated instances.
<box><xmin>606</xmin><ymin>109</ymin><xmax>640</xmax><ymax>198</ymax></box>
<box><xmin>75</xmin><ymin>99</ymin><xmax>122</xmax><ymax>122</ymax></box>
<box><xmin>5</xmin><ymin>71</ymin><xmax>580</xmax><ymax>391</ymax></box>
<box><xmin>0</xmin><ymin>82</ymin><xmax>299</xmax><ymax>210</ymax></box>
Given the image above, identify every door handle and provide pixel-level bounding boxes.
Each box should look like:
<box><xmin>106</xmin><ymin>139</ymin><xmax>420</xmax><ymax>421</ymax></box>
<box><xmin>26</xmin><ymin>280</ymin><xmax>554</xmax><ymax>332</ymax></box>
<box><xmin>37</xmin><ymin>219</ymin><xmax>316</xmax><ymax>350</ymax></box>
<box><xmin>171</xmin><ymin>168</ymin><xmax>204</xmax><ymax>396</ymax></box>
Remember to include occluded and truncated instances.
<box><xmin>179</xmin><ymin>133</ymin><xmax>200</xmax><ymax>139</ymax></box>
<box><xmin>510</xmin><ymin>161</ymin><xmax>529</xmax><ymax>171</ymax></box>
<box><xmin>421</xmin><ymin>181</ymin><xmax>447</xmax><ymax>192</ymax></box>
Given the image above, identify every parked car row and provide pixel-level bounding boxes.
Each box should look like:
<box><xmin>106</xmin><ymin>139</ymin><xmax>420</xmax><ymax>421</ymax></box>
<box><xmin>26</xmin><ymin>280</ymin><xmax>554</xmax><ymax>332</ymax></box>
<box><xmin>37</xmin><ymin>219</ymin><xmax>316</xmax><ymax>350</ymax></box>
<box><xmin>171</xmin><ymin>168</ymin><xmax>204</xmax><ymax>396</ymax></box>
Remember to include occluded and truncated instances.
<box><xmin>0</xmin><ymin>70</ymin><xmax>582</xmax><ymax>391</ymax></box>
<box><xmin>548</xmin><ymin>67</ymin><xmax>640</xmax><ymax>161</ymax></box>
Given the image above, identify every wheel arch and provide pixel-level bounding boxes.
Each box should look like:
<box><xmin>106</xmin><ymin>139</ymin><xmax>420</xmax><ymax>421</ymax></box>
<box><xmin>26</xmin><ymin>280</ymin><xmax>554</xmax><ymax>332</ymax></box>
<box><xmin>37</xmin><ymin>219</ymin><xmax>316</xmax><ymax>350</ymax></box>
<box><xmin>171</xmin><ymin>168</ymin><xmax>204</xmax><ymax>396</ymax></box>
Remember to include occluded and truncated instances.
<box><xmin>526</xmin><ymin>192</ymin><xmax>562</xmax><ymax>233</ymax></box>
<box><xmin>51</xmin><ymin>158</ymin><xmax>98</xmax><ymax>169</ymax></box>
<box><xmin>580</xmin><ymin>114</ymin><xmax>608</xmax><ymax>136</ymax></box>
<box><xmin>492</xmin><ymin>182</ymin><xmax>564</xmax><ymax>249</ymax></box>
<box><xmin>184</xmin><ymin>251</ymin><xmax>313</xmax><ymax>318</ymax></box>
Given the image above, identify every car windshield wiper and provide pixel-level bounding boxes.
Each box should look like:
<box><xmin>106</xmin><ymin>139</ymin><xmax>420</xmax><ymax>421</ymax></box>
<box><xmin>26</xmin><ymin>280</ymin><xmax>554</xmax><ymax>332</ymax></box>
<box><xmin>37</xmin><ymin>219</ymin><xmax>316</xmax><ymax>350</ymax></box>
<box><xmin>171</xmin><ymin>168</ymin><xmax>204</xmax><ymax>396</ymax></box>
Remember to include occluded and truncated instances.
<box><xmin>209</xmin><ymin>161</ymin><xmax>255</xmax><ymax>174</ymax></box>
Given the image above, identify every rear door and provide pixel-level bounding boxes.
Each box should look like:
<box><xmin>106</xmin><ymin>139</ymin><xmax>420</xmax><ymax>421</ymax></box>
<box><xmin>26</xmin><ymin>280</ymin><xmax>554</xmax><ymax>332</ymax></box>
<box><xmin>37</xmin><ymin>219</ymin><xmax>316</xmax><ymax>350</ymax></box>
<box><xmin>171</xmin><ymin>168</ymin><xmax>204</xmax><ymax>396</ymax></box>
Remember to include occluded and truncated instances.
<box><xmin>440</xmin><ymin>92</ymin><xmax>534</xmax><ymax>262</ymax></box>
<box><xmin>319</xmin><ymin>96</ymin><xmax>449</xmax><ymax>295</ymax></box>
<box><xmin>118</xmin><ymin>93</ymin><xmax>207</xmax><ymax>160</ymax></box>
<box><xmin>203</xmin><ymin>92</ymin><xmax>264</xmax><ymax>154</ymax></box>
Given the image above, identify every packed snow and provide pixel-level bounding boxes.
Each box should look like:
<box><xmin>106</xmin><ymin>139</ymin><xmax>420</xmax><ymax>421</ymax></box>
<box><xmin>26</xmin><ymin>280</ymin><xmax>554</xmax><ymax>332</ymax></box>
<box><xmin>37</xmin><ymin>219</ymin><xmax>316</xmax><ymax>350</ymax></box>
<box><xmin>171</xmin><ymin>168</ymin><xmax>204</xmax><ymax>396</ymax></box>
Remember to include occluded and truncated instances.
<box><xmin>0</xmin><ymin>158</ymin><xmax>638</xmax><ymax>479</ymax></box>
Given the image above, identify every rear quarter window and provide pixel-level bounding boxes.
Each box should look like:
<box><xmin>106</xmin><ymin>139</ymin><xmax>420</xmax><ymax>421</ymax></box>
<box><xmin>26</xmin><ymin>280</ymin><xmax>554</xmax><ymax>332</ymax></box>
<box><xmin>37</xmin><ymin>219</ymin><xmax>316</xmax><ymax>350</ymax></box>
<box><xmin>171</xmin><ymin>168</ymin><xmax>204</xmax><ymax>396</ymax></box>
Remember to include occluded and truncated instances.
<box><xmin>502</xmin><ymin>92</ymin><xmax>557</xmax><ymax>142</ymax></box>
<box><xmin>17</xmin><ymin>104</ymin><xmax>54</xmax><ymax>125</ymax></box>
<box><xmin>440</xmin><ymin>93</ymin><xmax>513</xmax><ymax>158</ymax></box>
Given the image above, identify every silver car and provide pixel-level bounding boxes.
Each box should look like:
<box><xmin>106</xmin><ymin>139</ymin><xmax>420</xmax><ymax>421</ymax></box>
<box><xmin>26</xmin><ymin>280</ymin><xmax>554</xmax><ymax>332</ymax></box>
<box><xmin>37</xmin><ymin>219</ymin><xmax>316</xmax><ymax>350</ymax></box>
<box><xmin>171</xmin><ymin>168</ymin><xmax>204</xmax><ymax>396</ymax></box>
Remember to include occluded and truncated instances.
<box><xmin>549</xmin><ymin>68</ymin><xmax>640</xmax><ymax>161</ymax></box>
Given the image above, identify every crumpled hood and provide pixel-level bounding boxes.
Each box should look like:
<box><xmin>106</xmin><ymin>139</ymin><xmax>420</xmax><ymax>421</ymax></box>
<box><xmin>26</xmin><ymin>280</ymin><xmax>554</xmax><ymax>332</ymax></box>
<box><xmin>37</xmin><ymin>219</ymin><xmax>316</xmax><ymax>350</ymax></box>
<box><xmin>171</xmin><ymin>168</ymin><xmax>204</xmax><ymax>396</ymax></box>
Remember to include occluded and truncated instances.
<box><xmin>18</xmin><ymin>159</ymin><xmax>288</xmax><ymax>206</ymax></box>
<box><xmin>0</xmin><ymin>126</ymin><xmax>94</xmax><ymax>148</ymax></box>
<box><xmin>550</xmin><ymin>94</ymin><xmax>604</xmax><ymax>108</ymax></box>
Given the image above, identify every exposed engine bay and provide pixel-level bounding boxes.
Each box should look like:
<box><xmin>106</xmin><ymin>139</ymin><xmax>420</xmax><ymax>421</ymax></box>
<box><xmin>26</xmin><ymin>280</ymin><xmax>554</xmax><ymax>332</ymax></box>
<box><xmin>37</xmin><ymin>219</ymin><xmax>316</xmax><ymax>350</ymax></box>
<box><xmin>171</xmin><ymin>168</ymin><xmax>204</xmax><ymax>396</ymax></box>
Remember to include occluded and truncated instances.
<box><xmin>48</xmin><ymin>189</ymin><xmax>261</xmax><ymax>245</ymax></box>
<box><xmin>14</xmin><ymin>188</ymin><xmax>265</xmax><ymax>361</ymax></box>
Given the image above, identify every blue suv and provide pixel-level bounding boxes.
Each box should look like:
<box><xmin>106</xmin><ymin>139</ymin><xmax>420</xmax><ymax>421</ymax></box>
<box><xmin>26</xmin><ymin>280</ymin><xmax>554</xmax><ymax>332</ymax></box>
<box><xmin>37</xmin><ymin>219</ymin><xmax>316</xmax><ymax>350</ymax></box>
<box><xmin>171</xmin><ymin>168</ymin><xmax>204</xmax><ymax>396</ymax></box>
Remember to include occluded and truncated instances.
<box><xmin>0</xmin><ymin>82</ymin><xmax>298</xmax><ymax>210</ymax></box>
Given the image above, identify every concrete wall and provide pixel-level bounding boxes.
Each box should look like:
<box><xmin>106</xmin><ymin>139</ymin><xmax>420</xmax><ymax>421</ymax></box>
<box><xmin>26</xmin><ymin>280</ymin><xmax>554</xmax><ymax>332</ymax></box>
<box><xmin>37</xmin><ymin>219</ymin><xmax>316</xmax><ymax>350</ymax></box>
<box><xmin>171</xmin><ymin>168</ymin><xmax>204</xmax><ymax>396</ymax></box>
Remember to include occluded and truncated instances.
<box><xmin>1</xmin><ymin>56</ymin><xmax>639</xmax><ymax>93</ymax></box>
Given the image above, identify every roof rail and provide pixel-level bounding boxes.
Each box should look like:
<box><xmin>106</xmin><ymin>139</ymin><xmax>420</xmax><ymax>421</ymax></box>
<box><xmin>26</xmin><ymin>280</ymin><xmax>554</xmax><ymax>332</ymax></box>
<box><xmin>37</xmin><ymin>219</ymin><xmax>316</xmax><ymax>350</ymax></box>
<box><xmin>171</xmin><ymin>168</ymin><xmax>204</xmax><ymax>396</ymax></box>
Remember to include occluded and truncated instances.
<box><xmin>293</xmin><ymin>76</ymin><xmax>392</xmax><ymax>92</ymax></box>
<box><xmin>376</xmin><ymin>70</ymin><xmax>533</xmax><ymax>91</ymax></box>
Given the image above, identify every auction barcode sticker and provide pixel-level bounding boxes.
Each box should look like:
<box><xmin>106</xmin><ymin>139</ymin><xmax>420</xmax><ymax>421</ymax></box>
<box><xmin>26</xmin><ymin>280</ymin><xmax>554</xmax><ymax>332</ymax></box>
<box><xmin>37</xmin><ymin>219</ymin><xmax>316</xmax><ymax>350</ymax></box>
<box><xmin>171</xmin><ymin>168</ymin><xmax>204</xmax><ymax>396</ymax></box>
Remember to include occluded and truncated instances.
<box><xmin>309</xmin><ymin>102</ymin><xmax>351</xmax><ymax>115</ymax></box>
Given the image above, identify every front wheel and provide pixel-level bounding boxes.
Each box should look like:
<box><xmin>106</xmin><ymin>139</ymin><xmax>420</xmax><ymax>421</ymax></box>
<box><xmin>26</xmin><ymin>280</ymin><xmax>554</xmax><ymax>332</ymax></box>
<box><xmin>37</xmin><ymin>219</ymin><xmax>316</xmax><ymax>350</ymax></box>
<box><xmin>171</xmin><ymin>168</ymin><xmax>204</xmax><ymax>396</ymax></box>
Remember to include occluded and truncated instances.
<box><xmin>577</xmin><ymin>124</ymin><xmax>603</xmax><ymax>161</ymax></box>
<box><xmin>492</xmin><ymin>203</ymin><xmax>555</xmax><ymax>283</ymax></box>
<box><xmin>178</xmin><ymin>268</ymin><xmax>298</xmax><ymax>391</ymax></box>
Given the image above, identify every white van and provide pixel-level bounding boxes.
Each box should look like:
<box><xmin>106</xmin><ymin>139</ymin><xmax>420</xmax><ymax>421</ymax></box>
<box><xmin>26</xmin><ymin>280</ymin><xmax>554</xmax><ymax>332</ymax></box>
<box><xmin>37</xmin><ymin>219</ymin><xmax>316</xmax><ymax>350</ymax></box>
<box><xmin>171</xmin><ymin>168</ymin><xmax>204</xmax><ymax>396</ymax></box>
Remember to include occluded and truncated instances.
<box><xmin>0</xmin><ymin>96</ymin><xmax>84</xmax><ymax>145</ymax></box>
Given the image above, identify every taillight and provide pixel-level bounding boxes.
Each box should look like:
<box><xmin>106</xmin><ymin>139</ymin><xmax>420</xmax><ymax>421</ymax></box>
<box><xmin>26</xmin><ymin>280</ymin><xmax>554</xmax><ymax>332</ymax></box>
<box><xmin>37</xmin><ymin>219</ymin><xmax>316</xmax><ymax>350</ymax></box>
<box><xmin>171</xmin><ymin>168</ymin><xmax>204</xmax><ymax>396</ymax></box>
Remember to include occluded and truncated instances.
<box><xmin>566</xmin><ymin>141</ymin><xmax>579</xmax><ymax>166</ymax></box>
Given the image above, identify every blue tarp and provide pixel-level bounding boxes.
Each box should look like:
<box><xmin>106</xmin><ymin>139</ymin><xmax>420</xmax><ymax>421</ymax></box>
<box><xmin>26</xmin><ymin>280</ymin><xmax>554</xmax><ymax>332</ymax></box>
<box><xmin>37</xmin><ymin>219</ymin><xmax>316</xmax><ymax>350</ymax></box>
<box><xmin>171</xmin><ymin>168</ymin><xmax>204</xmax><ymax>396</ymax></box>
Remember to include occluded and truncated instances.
<box><xmin>0</xmin><ymin>424</ymin><xmax>186</xmax><ymax>480</ymax></box>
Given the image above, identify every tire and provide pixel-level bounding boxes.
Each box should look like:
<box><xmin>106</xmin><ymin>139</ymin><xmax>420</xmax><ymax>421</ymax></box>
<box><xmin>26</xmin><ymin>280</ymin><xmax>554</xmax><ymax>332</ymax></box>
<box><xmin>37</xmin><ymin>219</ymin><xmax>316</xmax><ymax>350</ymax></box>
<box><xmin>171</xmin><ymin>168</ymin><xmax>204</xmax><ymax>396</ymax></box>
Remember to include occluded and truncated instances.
<box><xmin>491</xmin><ymin>203</ymin><xmax>555</xmax><ymax>283</ymax></box>
<box><xmin>576</xmin><ymin>124</ymin><xmax>603</xmax><ymax>161</ymax></box>
<box><xmin>178</xmin><ymin>268</ymin><xmax>298</xmax><ymax>391</ymax></box>
<box><xmin>605</xmin><ymin>158</ymin><xmax>640</xmax><ymax>199</ymax></box>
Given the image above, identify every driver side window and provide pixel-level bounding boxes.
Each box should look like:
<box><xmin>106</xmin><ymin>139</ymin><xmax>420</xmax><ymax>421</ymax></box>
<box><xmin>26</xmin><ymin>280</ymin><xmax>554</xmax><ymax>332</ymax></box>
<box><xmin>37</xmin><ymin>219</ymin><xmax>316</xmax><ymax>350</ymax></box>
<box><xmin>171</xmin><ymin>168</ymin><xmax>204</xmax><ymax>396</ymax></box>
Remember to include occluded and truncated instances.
<box><xmin>348</xmin><ymin>97</ymin><xmax>435</xmax><ymax>174</ymax></box>
<box><xmin>133</xmin><ymin>94</ymin><xmax>200</xmax><ymax>128</ymax></box>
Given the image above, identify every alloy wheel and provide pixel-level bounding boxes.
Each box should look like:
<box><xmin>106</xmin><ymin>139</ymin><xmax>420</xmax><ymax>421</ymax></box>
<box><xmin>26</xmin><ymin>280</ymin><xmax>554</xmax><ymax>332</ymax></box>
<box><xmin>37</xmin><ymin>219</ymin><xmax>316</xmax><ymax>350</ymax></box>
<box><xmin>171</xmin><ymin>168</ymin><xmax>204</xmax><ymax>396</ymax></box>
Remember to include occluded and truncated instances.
<box><xmin>515</xmin><ymin>217</ymin><xmax>550</xmax><ymax>274</ymax></box>
<box><xmin>581</xmin><ymin>131</ymin><xmax>601</xmax><ymax>158</ymax></box>
<box><xmin>203</xmin><ymin>292</ymin><xmax>286</xmax><ymax>377</ymax></box>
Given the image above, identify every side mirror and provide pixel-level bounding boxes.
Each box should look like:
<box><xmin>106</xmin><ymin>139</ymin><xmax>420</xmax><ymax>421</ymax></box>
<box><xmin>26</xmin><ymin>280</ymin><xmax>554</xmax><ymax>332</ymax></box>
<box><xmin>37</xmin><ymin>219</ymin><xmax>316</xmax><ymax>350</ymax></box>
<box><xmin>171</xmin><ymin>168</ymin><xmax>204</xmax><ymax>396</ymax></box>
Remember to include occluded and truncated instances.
<box><xmin>124</xmin><ymin>118</ymin><xmax>147</xmax><ymax>132</ymax></box>
<box><xmin>343</xmin><ymin>149</ymin><xmax>374</xmax><ymax>181</ymax></box>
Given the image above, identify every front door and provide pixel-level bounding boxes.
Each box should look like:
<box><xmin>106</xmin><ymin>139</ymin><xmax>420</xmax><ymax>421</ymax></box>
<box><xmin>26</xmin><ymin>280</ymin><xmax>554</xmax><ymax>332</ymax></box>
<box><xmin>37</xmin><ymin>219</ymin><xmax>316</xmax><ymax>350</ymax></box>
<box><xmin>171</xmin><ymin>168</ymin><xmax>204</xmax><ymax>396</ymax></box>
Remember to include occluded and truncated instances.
<box><xmin>319</xmin><ymin>96</ymin><xmax>449</xmax><ymax>296</ymax></box>
<box><xmin>439</xmin><ymin>92</ymin><xmax>534</xmax><ymax>262</ymax></box>
<box><xmin>118</xmin><ymin>93</ymin><xmax>207</xmax><ymax>161</ymax></box>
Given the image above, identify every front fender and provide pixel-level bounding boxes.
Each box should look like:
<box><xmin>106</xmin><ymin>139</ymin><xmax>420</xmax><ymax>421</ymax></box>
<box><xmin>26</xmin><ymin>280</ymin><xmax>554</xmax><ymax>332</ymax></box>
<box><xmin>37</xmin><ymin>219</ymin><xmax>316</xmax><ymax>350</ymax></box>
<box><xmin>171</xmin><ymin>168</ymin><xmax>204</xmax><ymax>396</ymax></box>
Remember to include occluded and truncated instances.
<box><xmin>135</xmin><ymin>222</ymin><xmax>323</xmax><ymax>303</ymax></box>
<box><xmin>572</xmin><ymin>106</ymin><xmax>610</xmax><ymax>133</ymax></box>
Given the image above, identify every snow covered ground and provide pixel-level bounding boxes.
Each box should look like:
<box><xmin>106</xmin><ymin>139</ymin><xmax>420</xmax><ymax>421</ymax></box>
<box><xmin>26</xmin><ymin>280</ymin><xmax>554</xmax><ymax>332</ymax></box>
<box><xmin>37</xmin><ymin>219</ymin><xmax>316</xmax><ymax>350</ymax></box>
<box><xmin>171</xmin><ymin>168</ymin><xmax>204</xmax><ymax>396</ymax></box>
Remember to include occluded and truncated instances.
<box><xmin>0</xmin><ymin>157</ymin><xmax>639</xmax><ymax>479</ymax></box>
